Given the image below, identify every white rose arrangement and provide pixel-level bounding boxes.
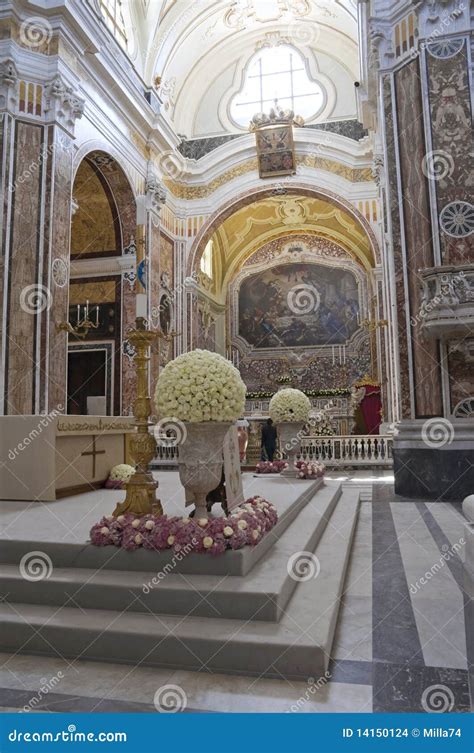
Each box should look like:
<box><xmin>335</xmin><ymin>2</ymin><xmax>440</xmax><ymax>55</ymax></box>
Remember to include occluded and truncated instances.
<box><xmin>269</xmin><ymin>388</ymin><xmax>311</xmax><ymax>424</ymax></box>
<box><xmin>105</xmin><ymin>464</ymin><xmax>136</xmax><ymax>489</ymax></box>
<box><xmin>154</xmin><ymin>349</ymin><xmax>246</xmax><ymax>423</ymax></box>
<box><xmin>109</xmin><ymin>464</ymin><xmax>135</xmax><ymax>483</ymax></box>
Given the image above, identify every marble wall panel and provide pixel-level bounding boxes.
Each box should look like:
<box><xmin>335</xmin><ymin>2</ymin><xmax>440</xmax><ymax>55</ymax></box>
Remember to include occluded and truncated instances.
<box><xmin>383</xmin><ymin>75</ymin><xmax>412</xmax><ymax>419</ymax></box>
<box><xmin>426</xmin><ymin>38</ymin><xmax>473</xmax><ymax>265</ymax></box>
<box><xmin>395</xmin><ymin>61</ymin><xmax>442</xmax><ymax>418</ymax></box>
<box><xmin>5</xmin><ymin>121</ymin><xmax>44</xmax><ymax>414</ymax></box>
<box><xmin>43</xmin><ymin>128</ymin><xmax>74</xmax><ymax>414</ymax></box>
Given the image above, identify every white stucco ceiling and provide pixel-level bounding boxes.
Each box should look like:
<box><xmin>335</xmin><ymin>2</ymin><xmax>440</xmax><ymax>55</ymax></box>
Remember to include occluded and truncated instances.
<box><xmin>124</xmin><ymin>1</ymin><xmax>360</xmax><ymax>137</ymax></box>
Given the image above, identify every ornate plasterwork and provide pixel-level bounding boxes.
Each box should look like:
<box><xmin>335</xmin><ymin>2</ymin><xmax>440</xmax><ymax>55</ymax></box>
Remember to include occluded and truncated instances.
<box><xmin>44</xmin><ymin>74</ymin><xmax>85</xmax><ymax>134</ymax></box>
<box><xmin>0</xmin><ymin>58</ymin><xmax>18</xmax><ymax>112</ymax></box>
<box><xmin>224</xmin><ymin>0</ymin><xmax>310</xmax><ymax>29</ymax></box>
<box><xmin>145</xmin><ymin>167</ymin><xmax>167</xmax><ymax>214</ymax></box>
<box><xmin>164</xmin><ymin>157</ymin><xmax>373</xmax><ymax>199</ymax></box>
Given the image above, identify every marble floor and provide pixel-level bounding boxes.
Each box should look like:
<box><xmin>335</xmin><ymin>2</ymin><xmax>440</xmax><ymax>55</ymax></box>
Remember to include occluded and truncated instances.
<box><xmin>0</xmin><ymin>474</ymin><xmax>471</xmax><ymax>714</ymax></box>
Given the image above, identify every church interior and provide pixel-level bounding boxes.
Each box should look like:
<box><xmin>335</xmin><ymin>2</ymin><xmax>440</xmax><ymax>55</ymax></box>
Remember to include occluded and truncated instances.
<box><xmin>0</xmin><ymin>0</ymin><xmax>473</xmax><ymax>720</ymax></box>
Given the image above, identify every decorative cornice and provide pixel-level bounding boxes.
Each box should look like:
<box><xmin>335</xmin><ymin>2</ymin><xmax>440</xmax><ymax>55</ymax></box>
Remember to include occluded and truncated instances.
<box><xmin>164</xmin><ymin>156</ymin><xmax>373</xmax><ymax>199</ymax></box>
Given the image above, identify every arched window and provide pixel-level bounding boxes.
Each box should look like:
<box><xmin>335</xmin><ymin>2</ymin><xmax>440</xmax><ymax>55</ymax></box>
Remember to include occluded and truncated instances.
<box><xmin>99</xmin><ymin>0</ymin><xmax>128</xmax><ymax>49</ymax></box>
<box><xmin>230</xmin><ymin>46</ymin><xmax>324</xmax><ymax>127</ymax></box>
<box><xmin>200</xmin><ymin>240</ymin><xmax>213</xmax><ymax>278</ymax></box>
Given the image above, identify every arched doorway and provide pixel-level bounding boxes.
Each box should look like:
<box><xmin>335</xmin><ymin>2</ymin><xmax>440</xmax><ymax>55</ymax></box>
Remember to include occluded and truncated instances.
<box><xmin>66</xmin><ymin>150</ymin><xmax>136</xmax><ymax>416</ymax></box>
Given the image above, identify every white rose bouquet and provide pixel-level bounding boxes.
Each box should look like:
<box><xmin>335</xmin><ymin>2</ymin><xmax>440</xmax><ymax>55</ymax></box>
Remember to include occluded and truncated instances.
<box><xmin>269</xmin><ymin>388</ymin><xmax>311</xmax><ymax>424</ymax></box>
<box><xmin>105</xmin><ymin>464</ymin><xmax>135</xmax><ymax>489</ymax></box>
<box><xmin>155</xmin><ymin>349</ymin><xmax>246</xmax><ymax>423</ymax></box>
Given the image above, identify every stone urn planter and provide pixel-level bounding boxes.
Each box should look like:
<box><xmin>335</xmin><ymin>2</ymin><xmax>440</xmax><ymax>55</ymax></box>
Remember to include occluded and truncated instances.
<box><xmin>178</xmin><ymin>422</ymin><xmax>232</xmax><ymax>517</ymax></box>
<box><xmin>278</xmin><ymin>422</ymin><xmax>304</xmax><ymax>478</ymax></box>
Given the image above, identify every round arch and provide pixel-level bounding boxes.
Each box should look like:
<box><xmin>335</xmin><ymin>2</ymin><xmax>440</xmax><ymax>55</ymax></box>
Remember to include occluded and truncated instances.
<box><xmin>187</xmin><ymin>182</ymin><xmax>381</xmax><ymax>277</ymax></box>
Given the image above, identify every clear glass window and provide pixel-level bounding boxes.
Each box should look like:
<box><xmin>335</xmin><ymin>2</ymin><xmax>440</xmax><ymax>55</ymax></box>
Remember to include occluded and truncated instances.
<box><xmin>231</xmin><ymin>46</ymin><xmax>324</xmax><ymax>127</ymax></box>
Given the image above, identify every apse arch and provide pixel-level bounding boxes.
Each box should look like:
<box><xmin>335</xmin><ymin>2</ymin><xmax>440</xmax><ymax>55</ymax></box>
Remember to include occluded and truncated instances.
<box><xmin>187</xmin><ymin>183</ymin><xmax>381</xmax><ymax>278</ymax></box>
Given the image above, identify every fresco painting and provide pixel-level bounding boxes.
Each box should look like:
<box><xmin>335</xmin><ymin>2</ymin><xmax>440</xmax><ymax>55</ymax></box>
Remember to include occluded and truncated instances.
<box><xmin>238</xmin><ymin>262</ymin><xmax>360</xmax><ymax>348</ymax></box>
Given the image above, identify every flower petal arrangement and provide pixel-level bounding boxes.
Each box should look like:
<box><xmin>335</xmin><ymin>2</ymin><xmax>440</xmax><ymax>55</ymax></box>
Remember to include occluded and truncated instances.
<box><xmin>90</xmin><ymin>497</ymin><xmax>278</xmax><ymax>556</ymax></box>
<box><xmin>105</xmin><ymin>464</ymin><xmax>136</xmax><ymax>489</ymax></box>
<box><xmin>256</xmin><ymin>460</ymin><xmax>288</xmax><ymax>474</ymax></box>
<box><xmin>269</xmin><ymin>388</ymin><xmax>311</xmax><ymax>424</ymax></box>
<box><xmin>154</xmin><ymin>349</ymin><xmax>246</xmax><ymax>423</ymax></box>
<box><xmin>295</xmin><ymin>460</ymin><xmax>325</xmax><ymax>479</ymax></box>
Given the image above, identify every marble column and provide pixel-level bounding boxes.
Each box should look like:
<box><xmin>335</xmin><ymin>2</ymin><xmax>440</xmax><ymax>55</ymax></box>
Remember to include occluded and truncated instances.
<box><xmin>0</xmin><ymin>60</ymin><xmax>83</xmax><ymax>416</ymax></box>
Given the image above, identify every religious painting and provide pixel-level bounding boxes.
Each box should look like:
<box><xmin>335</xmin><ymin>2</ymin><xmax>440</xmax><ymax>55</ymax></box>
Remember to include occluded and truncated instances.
<box><xmin>238</xmin><ymin>262</ymin><xmax>360</xmax><ymax>349</ymax></box>
<box><xmin>255</xmin><ymin>124</ymin><xmax>296</xmax><ymax>178</ymax></box>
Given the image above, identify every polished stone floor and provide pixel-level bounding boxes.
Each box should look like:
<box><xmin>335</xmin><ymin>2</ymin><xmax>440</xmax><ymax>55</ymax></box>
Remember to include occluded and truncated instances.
<box><xmin>0</xmin><ymin>473</ymin><xmax>471</xmax><ymax>714</ymax></box>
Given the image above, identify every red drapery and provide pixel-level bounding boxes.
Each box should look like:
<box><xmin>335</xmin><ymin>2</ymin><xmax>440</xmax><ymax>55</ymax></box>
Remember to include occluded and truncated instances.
<box><xmin>359</xmin><ymin>384</ymin><xmax>382</xmax><ymax>435</ymax></box>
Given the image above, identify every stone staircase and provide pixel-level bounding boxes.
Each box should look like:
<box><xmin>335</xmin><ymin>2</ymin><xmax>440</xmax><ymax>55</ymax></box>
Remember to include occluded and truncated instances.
<box><xmin>0</xmin><ymin>481</ymin><xmax>360</xmax><ymax>680</ymax></box>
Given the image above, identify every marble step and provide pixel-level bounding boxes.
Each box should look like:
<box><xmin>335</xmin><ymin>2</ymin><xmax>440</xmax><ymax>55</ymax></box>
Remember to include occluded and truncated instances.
<box><xmin>0</xmin><ymin>490</ymin><xmax>360</xmax><ymax>680</ymax></box>
<box><xmin>0</xmin><ymin>483</ymin><xmax>342</xmax><ymax>622</ymax></box>
<box><xmin>0</xmin><ymin>478</ymin><xmax>323</xmax><ymax>578</ymax></box>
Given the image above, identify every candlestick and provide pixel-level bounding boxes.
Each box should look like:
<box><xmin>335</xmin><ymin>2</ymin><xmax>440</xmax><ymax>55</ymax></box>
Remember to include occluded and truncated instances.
<box><xmin>136</xmin><ymin>292</ymin><xmax>147</xmax><ymax>319</ymax></box>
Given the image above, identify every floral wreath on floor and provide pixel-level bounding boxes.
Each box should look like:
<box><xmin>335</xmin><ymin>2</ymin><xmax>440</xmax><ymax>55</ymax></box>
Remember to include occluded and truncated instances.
<box><xmin>255</xmin><ymin>460</ymin><xmax>288</xmax><ymax>474</ymax></box>
<box><xmin>104</xmin><ymin>464</ymin><xmax>135</xmax><ymax>489</ymax></box>
<box><xmin>90</xmin><ymin>496</ymin><xmax>278</xmax><ymax>556</ymax></box>
<box><xmin>295</xmin><ymin>460</ymin><xmax>325</xmax><ymax>479</ymax></box>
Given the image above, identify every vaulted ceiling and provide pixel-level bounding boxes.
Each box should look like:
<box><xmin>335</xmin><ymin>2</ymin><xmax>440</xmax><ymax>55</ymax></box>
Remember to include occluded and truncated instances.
<box><xmin>204</xmin><ymin>193</ymin><xmax>375</xmax><ymax>296</ymax></box>
<box><xmin>125</xmin><ymin>1</ymin><xmax>359</xmax><ymax>137</ymax></box>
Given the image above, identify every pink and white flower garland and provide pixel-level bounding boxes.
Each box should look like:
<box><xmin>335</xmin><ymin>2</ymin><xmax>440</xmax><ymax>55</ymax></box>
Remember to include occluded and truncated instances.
<box><xmin>90</xmin><ymin>497</ymin><xmax>278</xmax><ymax>557</ymax></box>
<box><xmin>255</xmin><ymin>460</ymin><xmax>288</xmax><ymax>474</ymax></box>
<box><xmin>295</xmin><ymin>460</ymin><xmax>325</xmax><ymax>480</ymax></box>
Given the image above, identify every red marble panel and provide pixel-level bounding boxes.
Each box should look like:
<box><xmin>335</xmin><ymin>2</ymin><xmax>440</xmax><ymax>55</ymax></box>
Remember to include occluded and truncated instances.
<box><xmin>43</xmin><ymin>129</ymin><xmax>74</xmax><ymax>414</ymax></box>
<box><xmin>6</xmin><ymin>121</ymin><xmax>44</xmax><ymax>414</ymax></box>
<box><xmin>395</xmin><ymin>61</ymin><xmax>443</xmax><ymax>418</ymax></box>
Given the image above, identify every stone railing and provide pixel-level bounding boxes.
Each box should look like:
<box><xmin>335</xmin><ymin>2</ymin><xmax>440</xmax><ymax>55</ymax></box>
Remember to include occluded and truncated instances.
<box><xmin>300</xmin><ymin>435</ymin><xmax>393</xmax><ymax>468</ymax></box>
<box><xmin>153</xmin><ymin>433</ymin><xmax>393</xmax><ymax>469</ymax></box>
<box><xmin>418</xmin><ymin>265</ymin><xmax>474</xmax><ymax>340</ymax></box>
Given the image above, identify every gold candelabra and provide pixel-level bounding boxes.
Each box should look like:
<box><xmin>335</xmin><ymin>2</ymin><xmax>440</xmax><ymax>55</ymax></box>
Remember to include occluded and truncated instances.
<box><xmin>57</xmin><ymin>302</ymin><xmax>100</xmax><ymax>339</ymax></box>
<box><xmin>113</xmin><ymin>317</ymin><xmax>177</xmax><ymax>518</ymax></box>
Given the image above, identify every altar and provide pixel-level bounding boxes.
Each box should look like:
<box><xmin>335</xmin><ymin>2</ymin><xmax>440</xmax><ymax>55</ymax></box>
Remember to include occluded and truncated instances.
<box><xmin>0</xmin><ymin>415</ymin><xmax>135</xmax><ymax>502</ymax></box>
